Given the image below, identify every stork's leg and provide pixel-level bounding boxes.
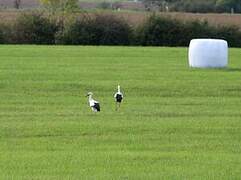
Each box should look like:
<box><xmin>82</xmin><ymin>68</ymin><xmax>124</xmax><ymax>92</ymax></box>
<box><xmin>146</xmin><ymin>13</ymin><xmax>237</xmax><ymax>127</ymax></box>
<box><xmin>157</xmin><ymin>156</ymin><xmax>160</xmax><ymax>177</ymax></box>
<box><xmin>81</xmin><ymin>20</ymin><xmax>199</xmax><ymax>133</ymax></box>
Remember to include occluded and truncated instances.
<box><xmin>115</xmin><ymin>102</ymin><xmax>118</xmax><ymax>111</ymax></box>
<box><xmin>116</xmin><ymin>102</ymin><xmax>121</xmax><ymax>111</ymax></box>
<box><xmin>92</xmin><ymin>107</ymin><xmax>97</xmax><ymax>113</ymax></box>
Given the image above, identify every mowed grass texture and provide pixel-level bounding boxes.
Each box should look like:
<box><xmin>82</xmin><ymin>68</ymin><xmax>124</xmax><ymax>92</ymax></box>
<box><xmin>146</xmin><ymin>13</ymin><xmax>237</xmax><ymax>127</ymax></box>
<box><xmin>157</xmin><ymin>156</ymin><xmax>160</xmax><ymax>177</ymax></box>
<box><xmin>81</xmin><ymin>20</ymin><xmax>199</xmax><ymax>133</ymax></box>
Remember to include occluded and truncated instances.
<box><xmin>0</xmin><ymin>46</ymin><xmax>240</xmax><ymax>179</ymax></box>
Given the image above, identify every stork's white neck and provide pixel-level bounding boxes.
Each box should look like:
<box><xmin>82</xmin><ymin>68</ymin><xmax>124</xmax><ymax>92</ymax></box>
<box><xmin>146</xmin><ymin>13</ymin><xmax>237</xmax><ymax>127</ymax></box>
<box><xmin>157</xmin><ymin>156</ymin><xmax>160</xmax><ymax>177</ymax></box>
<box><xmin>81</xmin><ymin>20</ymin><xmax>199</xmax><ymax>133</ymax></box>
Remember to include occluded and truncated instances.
<box><xmin>118</xmin><ymin>85</ymin><xmax>121</xmax><ymax>93</ymax></box>
<box><xmin>88</xmin><ymin>95</ymin><xmax>93</xmax><ymax>101</ymax></box>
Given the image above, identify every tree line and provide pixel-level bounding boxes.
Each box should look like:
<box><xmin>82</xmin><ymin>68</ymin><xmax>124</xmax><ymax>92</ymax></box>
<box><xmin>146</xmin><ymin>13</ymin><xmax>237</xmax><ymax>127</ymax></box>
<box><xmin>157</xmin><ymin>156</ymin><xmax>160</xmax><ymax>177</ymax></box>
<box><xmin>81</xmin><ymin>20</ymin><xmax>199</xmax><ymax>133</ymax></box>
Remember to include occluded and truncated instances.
<box><xmin>0</xmin><ymin>12</ymin><xmax>241</xmax><ymax>47</ymax></box>
<box><xmin>142</xmin><ymin>0</ymin><xmax>241</xmax><ymax>13</ymax></box>
<box><xmin>11</xmin><ymin>0</ymin><xmax>241</xmax><ymax>13</ymax></box>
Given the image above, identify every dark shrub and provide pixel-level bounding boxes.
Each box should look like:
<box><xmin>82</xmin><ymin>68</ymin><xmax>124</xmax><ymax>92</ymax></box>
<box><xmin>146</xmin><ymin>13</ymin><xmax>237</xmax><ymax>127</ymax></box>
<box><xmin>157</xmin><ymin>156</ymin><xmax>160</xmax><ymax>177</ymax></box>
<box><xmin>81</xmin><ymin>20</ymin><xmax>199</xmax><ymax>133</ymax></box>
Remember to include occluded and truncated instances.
<box><xmin>184</xmin><ymin>20</ymin><xmax>213</xmax><ymax>38</ymax></box>
<box><xmin>215</xmin><ymin>0</ymin><xmax>241</xmax><ymax>13</ymax></box>
<box><xmin>14</xmin><ymin>12</ymin><xmax>58</xmax><ymax>44</ymax></box>
<box><xmin>98</xmin><ymin>2</ymin><xmax>112</xmax><ymax>9</ymax></box>
<box><xmin>137</xmin><ymin>14</ymin><xmax>241</xmax><ymax>47</ymax></box>
<box><xmin>1</xmin><ymin>12</ymin><xmax>241</xmax><ymax>47</ymax></box>
<box><xmin>92</xmin><ymin>14</ymin><xmax>132</xmax><ymax>45</ymax></box>
<box><xmin>137</xmin><ymin>15</ymin><xmax>187</xmax><ymax>46</ymax></box>
<box><xmin>0</xmin><ymin>25</ymin><xmax>4</xmax><ymax>44</ymax></box>
<box><xmin>0</xmin><ymin>23</ymin><xmax>13</xmax><ymax>44</ymax></box>
<box><xmin>214</xmin><ymin>25</ymin><xmax>241</xmax><ymax>47</ymax></box>
<box><xmin>185</xmin><ymin>21</ymin><xmax>241</xmax><ymax>47</ymax></box>
<box><xmin>167</xmin><ymin>0</ymin><xmax>241</xmax><ymax>13</ymax></box>
<box><xmin>55</xmin><ymin>14</ymin><xmax>96</xmax><ymax>45</ymax></box>
<box><xmin>57</xmin><ymin>14</ymin><xmax>132</xmax><ymax>45</ymax></box>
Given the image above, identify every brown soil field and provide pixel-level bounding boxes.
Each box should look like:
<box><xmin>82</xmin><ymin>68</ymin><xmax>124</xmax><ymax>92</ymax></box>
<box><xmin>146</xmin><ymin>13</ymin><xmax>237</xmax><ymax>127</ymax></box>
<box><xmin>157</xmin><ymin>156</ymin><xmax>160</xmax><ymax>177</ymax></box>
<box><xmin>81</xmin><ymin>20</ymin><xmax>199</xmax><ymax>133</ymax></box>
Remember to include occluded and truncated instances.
<box><xmin>115</xmin><ymin>12</ymin><xmax>241</xmax><ymax>29</ymax></box>
<box><xmin>164</xmin><ymin>12</ymin><xmax>241</xmax><ymax>29</ymax></box>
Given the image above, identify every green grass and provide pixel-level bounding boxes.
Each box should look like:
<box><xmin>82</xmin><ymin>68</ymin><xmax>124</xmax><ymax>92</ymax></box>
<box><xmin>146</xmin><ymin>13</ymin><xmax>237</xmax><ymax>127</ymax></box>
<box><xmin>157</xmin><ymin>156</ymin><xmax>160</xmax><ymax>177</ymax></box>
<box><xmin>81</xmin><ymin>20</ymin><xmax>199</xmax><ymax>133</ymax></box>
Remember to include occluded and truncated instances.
<box><xmin>0</xmin><ymin>45</ymin><xmax>240</xmax><ymax>179</ymax></box>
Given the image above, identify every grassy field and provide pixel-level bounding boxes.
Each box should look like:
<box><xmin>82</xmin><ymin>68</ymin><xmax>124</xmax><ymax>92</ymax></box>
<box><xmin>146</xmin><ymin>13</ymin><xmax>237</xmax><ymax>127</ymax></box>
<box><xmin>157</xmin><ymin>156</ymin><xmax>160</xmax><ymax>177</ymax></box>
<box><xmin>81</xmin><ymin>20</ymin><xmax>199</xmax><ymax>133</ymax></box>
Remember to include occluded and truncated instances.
<box><xmin>0</xmin><ymin>45</ymin><xmax>240</xmax><ymax>179</ymax></box>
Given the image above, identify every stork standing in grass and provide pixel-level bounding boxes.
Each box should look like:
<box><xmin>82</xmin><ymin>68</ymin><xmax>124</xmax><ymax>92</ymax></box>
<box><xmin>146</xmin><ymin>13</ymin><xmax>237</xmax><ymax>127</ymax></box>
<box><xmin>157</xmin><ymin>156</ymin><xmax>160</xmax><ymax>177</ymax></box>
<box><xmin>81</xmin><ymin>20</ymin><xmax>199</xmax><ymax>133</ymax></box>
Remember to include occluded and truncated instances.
<box><xmin>114</xmin><ymin>85</ymin><xmax>123</xmax><ymax>111</ymax></box>
<box><xmin>86</xmin><ymin>92</ymin><xmax>100</xmax><ymax>112</ymax></box>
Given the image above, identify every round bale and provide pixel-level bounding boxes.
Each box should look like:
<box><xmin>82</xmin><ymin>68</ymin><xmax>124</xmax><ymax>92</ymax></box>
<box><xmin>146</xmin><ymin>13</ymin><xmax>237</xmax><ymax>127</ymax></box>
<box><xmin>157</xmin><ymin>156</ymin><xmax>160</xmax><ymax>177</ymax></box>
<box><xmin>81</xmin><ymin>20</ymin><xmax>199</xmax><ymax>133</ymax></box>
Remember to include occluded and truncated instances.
<box><xmin>189</xmin><ymin>39</ymin><xmax>228</xmax><ymax>68</ymax></box>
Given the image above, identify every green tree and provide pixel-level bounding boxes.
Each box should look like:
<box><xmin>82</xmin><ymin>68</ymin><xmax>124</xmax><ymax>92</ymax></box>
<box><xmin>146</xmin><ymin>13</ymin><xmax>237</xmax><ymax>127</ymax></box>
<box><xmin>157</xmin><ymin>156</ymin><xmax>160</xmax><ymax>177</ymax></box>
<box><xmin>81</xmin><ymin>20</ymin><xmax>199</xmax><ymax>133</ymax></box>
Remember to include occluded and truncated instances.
<box><xmin>141</xmin><ymin>0</ymin><xmax>241</xmax><ymax>13</ymax></box>
<box><xmin>40</xmin><ymin>0</ymin><xmax>79</xmax><ymax>13</ymax></box>
<box><xmin>216</xmin><ymin>0</ymin><xmax>241</xmax><ymax>13</ymax></box>
<box><xmin>14</xmin><ymin>0</ymin><xmax>21</xmax><ymax>9</ymax></box>
<box><xmin>142</xmin><ymin>0</ymin><xmax>170</xmax><ymax>11</ymax></box>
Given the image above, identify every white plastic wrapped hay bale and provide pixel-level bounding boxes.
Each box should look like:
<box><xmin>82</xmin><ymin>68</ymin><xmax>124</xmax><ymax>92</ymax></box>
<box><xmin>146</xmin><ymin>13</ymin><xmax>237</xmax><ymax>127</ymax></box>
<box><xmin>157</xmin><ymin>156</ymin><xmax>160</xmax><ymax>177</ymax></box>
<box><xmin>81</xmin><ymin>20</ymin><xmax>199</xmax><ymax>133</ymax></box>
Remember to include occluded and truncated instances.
<box><xmin>189</xmin><ymin>39</ymin><xmax>228</xmax><ymax>68</ymax></box>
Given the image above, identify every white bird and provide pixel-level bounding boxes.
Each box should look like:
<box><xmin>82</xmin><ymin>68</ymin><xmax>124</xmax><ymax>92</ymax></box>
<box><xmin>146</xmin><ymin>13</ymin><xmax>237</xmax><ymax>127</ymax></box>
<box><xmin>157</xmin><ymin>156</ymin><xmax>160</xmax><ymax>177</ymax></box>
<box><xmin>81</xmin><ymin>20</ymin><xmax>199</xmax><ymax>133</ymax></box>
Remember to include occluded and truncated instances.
<box><xmin>86</xmin><ymin>92</ymin><xmax>100</xmax><ymax>112</ymax></box>
<box><xmin>114</xmin><ymin>85</ymin><xmax>123</xmax><ymax>111</ymax></box>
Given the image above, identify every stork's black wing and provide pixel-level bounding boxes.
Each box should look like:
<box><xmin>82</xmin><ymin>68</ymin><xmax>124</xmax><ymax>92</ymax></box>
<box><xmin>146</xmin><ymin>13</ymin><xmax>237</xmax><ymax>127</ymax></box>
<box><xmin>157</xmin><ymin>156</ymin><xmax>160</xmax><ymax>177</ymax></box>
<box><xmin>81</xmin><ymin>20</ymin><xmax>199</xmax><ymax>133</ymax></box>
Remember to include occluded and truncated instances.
<box><xmin>92</xmin><ymin>103</ymin><xmax>100</xmax><ymax>112</ymax></box>
<box><xmin>116</xmin><ymin>94</ymin><xmax>123</xmax><ymax>103</ymax></box>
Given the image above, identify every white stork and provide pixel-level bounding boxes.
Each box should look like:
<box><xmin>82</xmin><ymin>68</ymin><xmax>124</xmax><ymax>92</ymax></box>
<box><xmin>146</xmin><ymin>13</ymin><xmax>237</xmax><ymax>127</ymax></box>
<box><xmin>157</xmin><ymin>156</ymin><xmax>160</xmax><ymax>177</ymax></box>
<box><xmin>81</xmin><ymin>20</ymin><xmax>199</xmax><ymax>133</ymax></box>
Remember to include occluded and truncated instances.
<box><xmin>86</xmin><ymin>92</ymin><xmax>100</xmax><ymax>112</ymax></box>
<box><xmin>114</xmin><ymin>85</ymin><xmax>123</xmax><ymax>111</ymax></box>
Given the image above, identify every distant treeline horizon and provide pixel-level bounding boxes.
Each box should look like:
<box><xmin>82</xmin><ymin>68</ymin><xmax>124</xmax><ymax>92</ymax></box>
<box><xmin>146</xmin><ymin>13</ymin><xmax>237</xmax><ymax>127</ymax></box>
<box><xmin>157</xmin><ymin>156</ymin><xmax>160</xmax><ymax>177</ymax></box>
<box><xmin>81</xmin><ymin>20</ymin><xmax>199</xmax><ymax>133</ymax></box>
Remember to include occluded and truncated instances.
<box><xmin>141</xmin><ymin>0</ymin><xmax>241</xmax><ymax>13</ymax></box>
<box><xmin>0</xmin><ymin>0</ymin><xmax>241</xmax><ymax>14</ymax></box>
